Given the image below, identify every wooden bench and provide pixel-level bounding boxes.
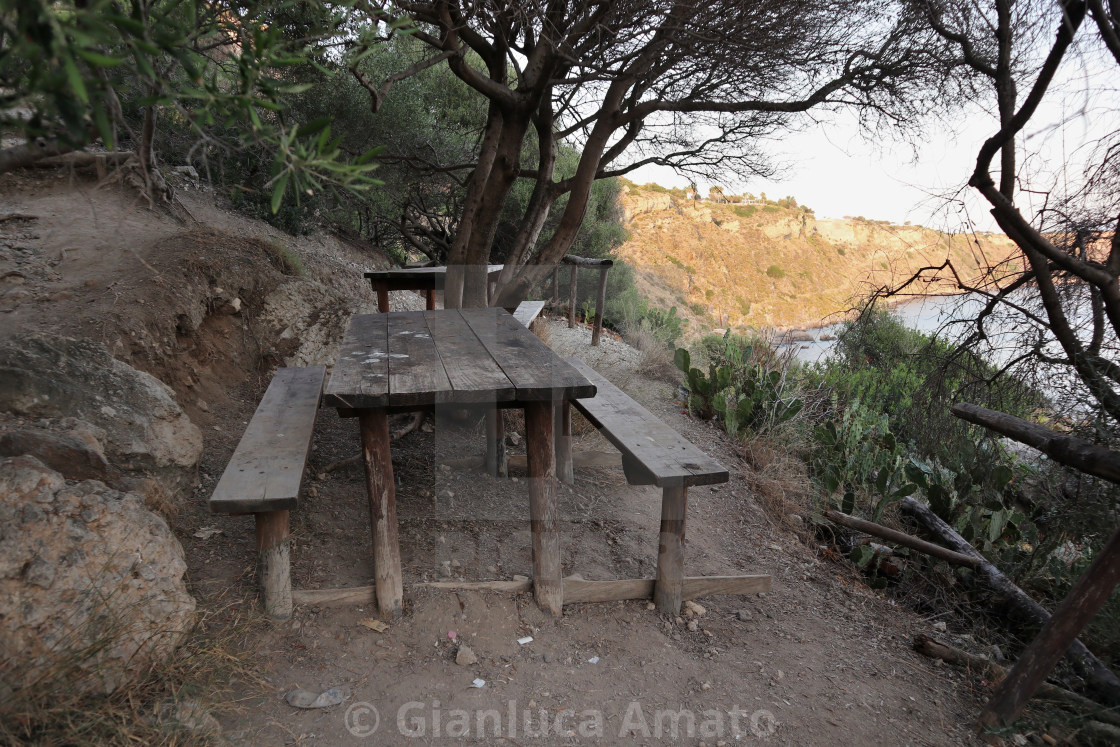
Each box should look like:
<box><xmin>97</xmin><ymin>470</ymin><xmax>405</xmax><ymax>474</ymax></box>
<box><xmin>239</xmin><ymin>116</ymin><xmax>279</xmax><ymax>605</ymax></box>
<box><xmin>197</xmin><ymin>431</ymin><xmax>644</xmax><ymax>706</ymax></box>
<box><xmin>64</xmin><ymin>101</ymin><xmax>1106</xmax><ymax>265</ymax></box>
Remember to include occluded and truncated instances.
<box><xmin>563</xmin><ymin>357</ymin><xmax>759</xmax><ymax>614</ymax></box>
<box><xmin>512</xmin><ymin>299</ymin><xmax>546</xmax><ymax>327</ymax></box>
<box><xmin>209</xmin><ymin>366</ymin><xmax>326</xmax><ymax>619</ymax></box>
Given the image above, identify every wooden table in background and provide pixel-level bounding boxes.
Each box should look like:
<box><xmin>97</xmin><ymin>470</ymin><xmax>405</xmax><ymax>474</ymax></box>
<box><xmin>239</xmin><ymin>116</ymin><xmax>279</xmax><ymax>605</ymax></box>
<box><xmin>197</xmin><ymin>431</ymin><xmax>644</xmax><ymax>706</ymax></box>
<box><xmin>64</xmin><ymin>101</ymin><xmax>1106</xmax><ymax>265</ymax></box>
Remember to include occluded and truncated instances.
<box><xmin>322</xmin><ymin>307</ymin><xmax>595</xmax><ymax>617</ymax></box>
<box><xmin>364</xmin><ymin>265</ymin><xmax>504</xmax><ymax>312</ymax></box>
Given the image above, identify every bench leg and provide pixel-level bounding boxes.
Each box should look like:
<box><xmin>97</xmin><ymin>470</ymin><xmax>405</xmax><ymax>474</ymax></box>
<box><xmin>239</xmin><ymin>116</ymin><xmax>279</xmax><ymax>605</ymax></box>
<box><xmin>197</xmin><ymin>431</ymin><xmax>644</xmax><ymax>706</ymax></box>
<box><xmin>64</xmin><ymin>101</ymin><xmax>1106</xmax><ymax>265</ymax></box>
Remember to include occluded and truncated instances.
<box><xmin>358</xmin><ymin>410</ymin><xmax>404</xmax><ymax>618</ymax></box>
<box><xmin>554</xmin><ymin>401</ymin><xmax>573</xmax><ymax>484</ymax></box>
<box><xmin>485</xmin><ymin>407</ymin><xmax>507</xmax><ymax>477</ymax></box>
<box><xmin>256</xmin><ymin>509</ymin><xmax>292</xmax><ymax>620</ymax></box>
<box><xmin>654</xmin><ymin>486</ymin><xmax>687</xmax><ymax>614</ymax></box>
<box><xmin>526</xmin><ymin>401</ymin><xmax>563</xmax><ymax>616</ymax></box>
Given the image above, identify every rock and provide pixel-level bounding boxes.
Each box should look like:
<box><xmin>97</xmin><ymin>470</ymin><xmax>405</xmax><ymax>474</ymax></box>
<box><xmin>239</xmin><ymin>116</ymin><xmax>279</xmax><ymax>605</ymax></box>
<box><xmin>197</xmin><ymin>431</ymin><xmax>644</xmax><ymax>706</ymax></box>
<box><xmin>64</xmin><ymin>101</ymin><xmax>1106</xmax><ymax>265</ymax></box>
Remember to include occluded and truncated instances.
<box><xmin>683</xmin><ymin>600</ymin><xmax>706</xmax><ymax>617</ymax></box>
<box><xmin>507</xmin><ymin>432</ymin><xmax>522</xmax><ymax>446</ymax></box>
<box><xmin>0</xmin><ymin>419</ymin><xmax>110</xmax><ymax>481</ymax></box>
<box><xmin>686</xmin><ymin>619</ymin><xmax>700</xmax><ymax>632</ymax></box>
<box><xmin>787</xmin><ymin>513</ymin><xmax>804</xmax><ymax>527</ymax></box>
<box><xmin>256</xmin><ymin>279</ymin><xmax>354</xmax><ymax>366</ymax></box>
<box><xmin>736</xmin><ymin>609</ymin><xmax>752</xmax><ymax>621</ymax></box>
<box><xmin>0</xmin><ymin>456</ymin><xmax>196</xmax><ymax>694</ymax></box>
<box><xmin>456</xmin><ymin>644</ymin><xmax>479</xmax><ymax>666</ymax></box>
<box><xmin>0</xmin><ymin>334</ymin><xmax>202</xmax><ymax>495</ymax></box>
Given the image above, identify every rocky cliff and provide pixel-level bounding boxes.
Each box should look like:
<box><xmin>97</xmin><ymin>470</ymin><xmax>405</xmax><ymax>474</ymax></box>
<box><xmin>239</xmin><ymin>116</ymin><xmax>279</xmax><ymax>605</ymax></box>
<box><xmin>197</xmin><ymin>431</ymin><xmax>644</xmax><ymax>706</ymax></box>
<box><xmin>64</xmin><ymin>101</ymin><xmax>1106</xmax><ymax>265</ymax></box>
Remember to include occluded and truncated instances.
<box><xmin>615</xmin><ymin>182</ymin><xmax>1020</xmax><ymax>332</ymax></box>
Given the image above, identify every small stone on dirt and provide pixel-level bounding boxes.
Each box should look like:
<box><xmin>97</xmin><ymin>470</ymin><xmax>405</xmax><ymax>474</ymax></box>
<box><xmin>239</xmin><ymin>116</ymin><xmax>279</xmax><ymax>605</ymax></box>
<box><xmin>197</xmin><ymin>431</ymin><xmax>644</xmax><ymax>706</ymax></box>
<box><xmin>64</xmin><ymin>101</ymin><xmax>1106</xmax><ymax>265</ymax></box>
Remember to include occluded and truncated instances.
<box><xmin>687</xmin><ymin>619</ymin><xmax>699</xmax><ymax>632</ymax></box>
<box><xmin>736</xmin><ymin>609</ymin><xmax>752</xmax><ymax>621</ymax></box>
<box><xmin>456</xmin><ymin>644</ymin><xmax>479</xmax><ymax>666</ymax></box>
<box><xmin>684</xmin><ymin>600</ymin><xmax>706</xmax><ymax>617</ymax></box>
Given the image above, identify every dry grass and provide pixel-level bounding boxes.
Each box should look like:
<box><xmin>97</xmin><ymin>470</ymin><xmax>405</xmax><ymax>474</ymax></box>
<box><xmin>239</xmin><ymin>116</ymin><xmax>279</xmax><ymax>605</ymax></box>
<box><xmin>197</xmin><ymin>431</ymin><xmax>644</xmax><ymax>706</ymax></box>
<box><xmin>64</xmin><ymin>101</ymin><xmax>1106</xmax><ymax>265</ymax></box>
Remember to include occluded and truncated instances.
<box><xmin>0</xmin><ymin>590</ymin><xmax>269</xmax><ymax>746</ymax></box>
<box><xmin>739</xmin><ymin>429</ymin><xmax>815</xmax><ymax>537</ymax></box>
<box><xmin>622</xmin><ymin>323</ymin><xmax>680</xmax><ymax>383</ymax></box>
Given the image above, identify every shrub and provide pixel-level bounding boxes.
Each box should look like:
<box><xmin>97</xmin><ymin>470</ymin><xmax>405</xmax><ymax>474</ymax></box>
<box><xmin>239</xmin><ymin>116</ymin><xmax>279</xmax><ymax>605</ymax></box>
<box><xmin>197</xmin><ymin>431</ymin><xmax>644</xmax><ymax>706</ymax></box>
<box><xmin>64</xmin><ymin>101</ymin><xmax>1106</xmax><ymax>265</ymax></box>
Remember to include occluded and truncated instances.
<box><xmin>765</xmin><ymin>264</ymin><xmax>786</xmax><ymax>279</ymax></box>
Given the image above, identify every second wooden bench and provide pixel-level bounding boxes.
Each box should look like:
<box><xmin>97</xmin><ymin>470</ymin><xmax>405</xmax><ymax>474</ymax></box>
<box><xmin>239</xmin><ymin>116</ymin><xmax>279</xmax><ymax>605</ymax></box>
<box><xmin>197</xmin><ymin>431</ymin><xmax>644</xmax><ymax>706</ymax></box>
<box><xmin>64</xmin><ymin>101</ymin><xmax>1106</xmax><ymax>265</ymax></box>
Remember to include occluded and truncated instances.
<box><xmin>562</xmin><ymin>357</ymin><xmax>740</xmax><ymax>614</ymax></box>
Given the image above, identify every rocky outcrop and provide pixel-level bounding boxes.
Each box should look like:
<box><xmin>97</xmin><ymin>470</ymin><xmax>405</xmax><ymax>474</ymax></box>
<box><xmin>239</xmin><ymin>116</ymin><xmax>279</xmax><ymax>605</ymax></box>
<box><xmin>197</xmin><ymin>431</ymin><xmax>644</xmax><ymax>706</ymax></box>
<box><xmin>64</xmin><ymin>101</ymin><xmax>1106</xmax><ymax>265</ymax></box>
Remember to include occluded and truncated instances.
<box><xmin>0</xmin><ymin>333</ymin><xmax>202</xmax><ymax>495</ymax></box>
<box><xmin>256</xmin><ymin>278</ymin><xmax>358</xmax><ymax>367</ymax></box>
<box><xmin>0</xmin><ymin>456</ymin><xmax>196</xmax><ymax>694</ymax></box>
<box><xmin>0</xmin><ymin>416</ymin><xmax>110</xmax><ymax>481</ymax></box>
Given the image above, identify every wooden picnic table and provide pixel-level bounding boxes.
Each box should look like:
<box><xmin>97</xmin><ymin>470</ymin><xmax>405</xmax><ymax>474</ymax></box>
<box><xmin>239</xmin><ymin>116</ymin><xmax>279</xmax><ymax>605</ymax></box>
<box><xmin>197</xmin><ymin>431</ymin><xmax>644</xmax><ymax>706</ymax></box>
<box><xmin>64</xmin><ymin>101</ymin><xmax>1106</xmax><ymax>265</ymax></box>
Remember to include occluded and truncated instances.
<box><xmin>364</xmin><ymin>265</ymin><xmax>504</xmax><ymax>312</ymax></box>
<box><xmin>322</xmin><ymin>307</ymin><xmax>595</xmax><ymax>618</ymax></box>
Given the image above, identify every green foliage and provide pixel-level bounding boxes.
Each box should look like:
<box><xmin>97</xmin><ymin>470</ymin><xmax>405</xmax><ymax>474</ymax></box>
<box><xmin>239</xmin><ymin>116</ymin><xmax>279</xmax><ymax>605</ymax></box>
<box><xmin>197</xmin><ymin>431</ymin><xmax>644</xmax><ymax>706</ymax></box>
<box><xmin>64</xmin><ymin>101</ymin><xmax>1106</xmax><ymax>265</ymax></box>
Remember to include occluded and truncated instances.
<box><xmin>675</xmin><ymin>332</ymin><xmax>803</xmax><ymax>436</ymax></box>
<box><xmin>765</xmin><ymin>264</ymin><xmax>786</xmax><ymax>279</ymax></box>
<box><xmin>636</xmin><ymin>305</ymin><xmax>685</xmax><ymax>348</ymax></box>
<box><xmin>732</xmin><ymin>205</ymin><xmax>758</xmax><ymax>218</ymax></box>
<box><xmin>3</xmin><ymin>0</ymin><xmax>380</xmax><ymax>212</ymax></box>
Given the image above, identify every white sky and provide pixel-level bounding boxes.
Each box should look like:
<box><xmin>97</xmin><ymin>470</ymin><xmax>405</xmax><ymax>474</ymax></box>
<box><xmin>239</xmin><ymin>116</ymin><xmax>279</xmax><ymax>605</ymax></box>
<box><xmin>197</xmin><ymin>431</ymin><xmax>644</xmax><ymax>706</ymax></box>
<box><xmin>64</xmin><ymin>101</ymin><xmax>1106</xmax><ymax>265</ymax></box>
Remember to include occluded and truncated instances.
<box><xmin>629</xmin><ymin>51</ymin><xmax>1114</xmax><ymax>235</ymax></box>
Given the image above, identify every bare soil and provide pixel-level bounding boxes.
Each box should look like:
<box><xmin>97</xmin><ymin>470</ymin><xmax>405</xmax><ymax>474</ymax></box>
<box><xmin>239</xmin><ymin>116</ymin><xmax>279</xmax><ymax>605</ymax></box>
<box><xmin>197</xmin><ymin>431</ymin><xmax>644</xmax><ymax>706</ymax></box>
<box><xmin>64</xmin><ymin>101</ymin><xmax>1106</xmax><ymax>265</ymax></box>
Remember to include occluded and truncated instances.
<box><xmin>1</xmin><ymin>172</ymin><xmax>989</xmax><ymax>746</ymax></box>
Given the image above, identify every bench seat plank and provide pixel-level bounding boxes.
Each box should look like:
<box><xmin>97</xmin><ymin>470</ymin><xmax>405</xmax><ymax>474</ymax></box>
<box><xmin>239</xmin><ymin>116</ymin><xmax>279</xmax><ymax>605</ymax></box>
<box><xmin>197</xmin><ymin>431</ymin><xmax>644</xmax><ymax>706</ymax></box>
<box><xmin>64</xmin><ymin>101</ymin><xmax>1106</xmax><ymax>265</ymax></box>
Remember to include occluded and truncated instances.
<box><xmin>513</xmin><ymin>300</ymin><xmax>546</xmax><ymax>327</ymax></box>
<box><xmin>210</xmin><ymin>366</ymin><xmax>326</xmax><ymax>514</ymax></box>
<box><xmin>565</xmin><ymin>357</ymin><xmax>728</xmax><ymax>488</ymax></box>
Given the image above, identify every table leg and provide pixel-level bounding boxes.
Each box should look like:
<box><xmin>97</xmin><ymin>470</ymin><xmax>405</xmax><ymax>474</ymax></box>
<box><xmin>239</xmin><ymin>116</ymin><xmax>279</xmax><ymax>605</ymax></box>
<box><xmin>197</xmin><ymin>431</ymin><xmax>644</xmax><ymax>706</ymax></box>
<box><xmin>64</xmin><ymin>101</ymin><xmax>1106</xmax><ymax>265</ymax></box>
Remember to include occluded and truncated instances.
<box><xmin>358</xmin><ymin>409</ymin><xmax>403</xmax><ymax>617</ymax></box>
<box><xmin>554</xmin><ymin>400</ymin><xmax>573</xmax><ymax>484</ymax></box>
<box><xmin>485</xmin><ymin>407</ymin><xmax>507</xmax><ymax>477</ymax></box>
<box><xmin>654</xmin><ymin>486</ymin><xmax>687</xmax><ymax>614</ymax></box>
<box><xmin>373</xmin><ymin>281</ymin><xmax>389</xmax><ymax>313</ymax></box>
<box><xmin>525</xmin><ymin>401</ymin><xmax>563</xmax><ymax>616</ymax></box>
<box><xmin>425</xmin><ymin>289</ymin><xmax>436</xmax><ymax>310</ymax></box>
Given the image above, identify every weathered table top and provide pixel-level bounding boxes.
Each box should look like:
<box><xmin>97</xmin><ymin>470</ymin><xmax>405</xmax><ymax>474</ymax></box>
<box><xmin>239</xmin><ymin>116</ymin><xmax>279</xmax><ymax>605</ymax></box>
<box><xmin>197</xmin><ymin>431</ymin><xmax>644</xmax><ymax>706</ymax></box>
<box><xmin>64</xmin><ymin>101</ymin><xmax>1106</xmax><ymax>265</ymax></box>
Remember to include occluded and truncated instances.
<box><xmin>363</xmin><ymin>264</ymin><xmax>504</xmax><ymax>290</ymax></box>
<box><xmin>323</xmin><ymin>307</ymin><xmax>595</xmax><ymax>410</ymax></box>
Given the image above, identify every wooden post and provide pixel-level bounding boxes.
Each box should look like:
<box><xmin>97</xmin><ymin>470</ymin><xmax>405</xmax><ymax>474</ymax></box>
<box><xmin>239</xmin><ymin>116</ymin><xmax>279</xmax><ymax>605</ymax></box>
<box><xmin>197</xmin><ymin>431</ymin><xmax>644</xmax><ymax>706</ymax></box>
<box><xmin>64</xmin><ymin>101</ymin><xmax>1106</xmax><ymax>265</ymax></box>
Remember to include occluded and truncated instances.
<box><xmin>567</xmin><ymin>265</ymin><xmax>578</xmax><ymax>329</ymax></box>
<box><xmin>255</xmin><ymin>509</ymin><xmax>292</xmax><ymax>619</ymax></box>
<box><xmin>525</xmin><ymin>401</ymin><xmax>563</xmax><ymax>616</ymax></box>
<box><xmin>591</xmin><ymin>265</ymin><xmax>609</xmax><ymax>346</ymax></box>
<box><xmin>485</xmin><ymin>407</ymin><xmax>507</xmax><ymax>477</ymax></box>
<box><xmin>979</xmin><ymin>524</ymin><xmax>1120</xmax><ymax>726</ymax></box>
<box><xmin>654</xmin><ymin>486</ymin><xmax>687</xmax><ymax>614</ymax></box>
<box><xmin>373</xmin><ymin>281</ymin><xmax>389</xmax><ymax>313</ymax></box>
<box><xmin>554</xmin><ymin>400</ymin><xmax>573</xmax><ymax>484</ymax></box>
<box><xmin>425</xmin><ymin>289</ymin><xmax>436</xmax><ymax>310</ymax></box>
<box><xmin>551</xmin><ymin>267</ymin><xmax>559</xmax><ymax>302</ymax></box>
<box><xmin>357</xmin><ymin>409</ymin><xmax>404</xmax><ymax>618</ymax></box>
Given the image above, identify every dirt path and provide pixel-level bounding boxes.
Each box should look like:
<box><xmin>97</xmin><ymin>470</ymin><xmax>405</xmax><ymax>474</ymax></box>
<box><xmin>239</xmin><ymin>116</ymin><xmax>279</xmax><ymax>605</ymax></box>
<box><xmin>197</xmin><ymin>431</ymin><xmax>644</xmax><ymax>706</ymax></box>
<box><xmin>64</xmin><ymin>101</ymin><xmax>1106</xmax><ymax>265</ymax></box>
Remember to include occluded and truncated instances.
<box><xmin>1</xmin><ymin>175</ymin><xmax>985</xmax><ymax>745</ymax></box>
<box><xmin>180</xmin><ymin>319</ymin><xmax>984</xmax><ymax>746</ymax></box>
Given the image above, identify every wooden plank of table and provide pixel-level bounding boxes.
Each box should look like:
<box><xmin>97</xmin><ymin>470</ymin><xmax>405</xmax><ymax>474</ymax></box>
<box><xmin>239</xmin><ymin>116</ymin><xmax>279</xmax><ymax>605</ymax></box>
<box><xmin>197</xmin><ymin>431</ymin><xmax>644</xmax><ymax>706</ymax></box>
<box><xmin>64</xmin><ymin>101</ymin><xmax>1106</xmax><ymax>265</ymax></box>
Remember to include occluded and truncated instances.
<box><xmin>424</xmin><ymin>310</ymin><xmax>514</xmax><ymax>403</ymax></box>
<box><xmin>323</xmin><ymin>314</ymin><xmax>389</xmax><ymax>409</ymax></box>
<box><xmin>210</xmin><ymin>366</ymin><xmax>325</xmax><ymax>513</ymax></box>
<box><xmin>462</xmin><ymin>307</ymin><xmax>594</xmax><ymax>401</ymax></box>
<box><xmin>386</xmin><ymin>311</ymin><xmax>452</xmax><ymax>407</ymax></box>
<box><xmin>565</xmin><ymin>357</ymin><xmax>727</xmax><ymax>487</ymax></box>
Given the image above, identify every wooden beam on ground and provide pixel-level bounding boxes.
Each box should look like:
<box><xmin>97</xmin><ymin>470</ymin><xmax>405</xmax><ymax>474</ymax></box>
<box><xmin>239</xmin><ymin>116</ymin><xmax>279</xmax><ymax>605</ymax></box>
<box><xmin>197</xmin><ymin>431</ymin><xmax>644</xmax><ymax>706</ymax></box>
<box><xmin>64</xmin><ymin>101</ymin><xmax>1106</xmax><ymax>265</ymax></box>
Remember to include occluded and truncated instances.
<box><xmin>291</xmin><ymin>578</ymin><xmax>535</xmax><ymax>606</ymax></box>
<box><xmin>824</xmin><ymin>509</ymin><xmax>980</xmax><ymax>568</ymax></box>
<box><xmin>953</xmin><ymin>402</ymin><xmax>1120</xmax><ymax>484</ymax></box>
<box><xmin>979</xmin><ymin>524</ymin><xmax>1120</xmax><ymax>726</ymax></box>
<box><xmin>291</xmin><ymin>574</ymin><xmax>771</xmax><ymax>608</ymax></box>
<box><xmin>564</xmin><ymin>575</ymin><xmax>771</xmax><ymax>604</ymax></box>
